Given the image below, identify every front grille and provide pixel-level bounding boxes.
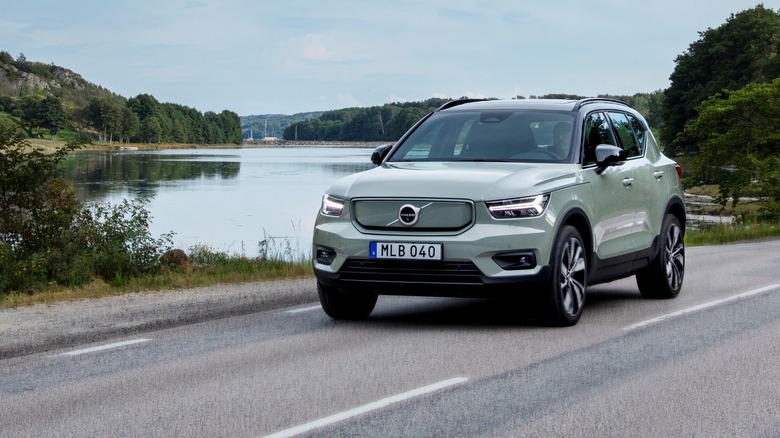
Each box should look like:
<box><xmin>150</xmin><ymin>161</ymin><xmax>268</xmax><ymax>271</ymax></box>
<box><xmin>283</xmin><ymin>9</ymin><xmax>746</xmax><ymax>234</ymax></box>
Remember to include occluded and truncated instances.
<box><xmin>339</xmin><ymin>259</ymin><xmax>484</xmax><ymax>285</ymax></box>
<box><xmin>352</xmin><ymin>199</ymin><xmax>473</xmax><ymax>232</ymax></box>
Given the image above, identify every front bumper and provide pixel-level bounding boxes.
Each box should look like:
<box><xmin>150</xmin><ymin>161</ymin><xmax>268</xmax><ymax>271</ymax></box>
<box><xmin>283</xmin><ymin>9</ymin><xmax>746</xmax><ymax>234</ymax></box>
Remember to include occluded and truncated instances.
<box><xmin>312</xmin><ymin>213</ymin><xmax>556</xmax><ymax>298</ymax></box>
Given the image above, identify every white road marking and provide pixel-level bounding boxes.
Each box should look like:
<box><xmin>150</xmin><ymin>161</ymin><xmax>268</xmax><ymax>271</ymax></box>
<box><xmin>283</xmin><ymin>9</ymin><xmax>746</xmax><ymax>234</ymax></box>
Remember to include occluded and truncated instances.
<box><xmin>284</xmin><ymin>305</ymin><xmax>321</xmax><ymax>314</ymax></box>
<box><xmin>623</xmin><ymin>284</ymin><xmax>780</xmax><ymax>330</ymax></box>
<box><xmin>261</xmin><ymin>377</ymin><xmax>469</xmax><ymax>438</ymax></box>
<box><xmin>58</xmin><ymin>338</ymin><xmax>152</xmax><ymax>356</ymax></box>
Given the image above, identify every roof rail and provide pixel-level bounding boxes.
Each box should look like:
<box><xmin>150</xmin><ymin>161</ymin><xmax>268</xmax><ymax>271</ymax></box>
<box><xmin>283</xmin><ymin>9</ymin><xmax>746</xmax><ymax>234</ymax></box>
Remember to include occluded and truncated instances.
<box><xmin>436</xmin><ymin>98</ymin><xmax>488</xmax><ymax>111</ymax></box>
<box><xmin>574</xmin><ymin>98</ymin><xmax>630</xmax><ymax>111</ymax></box>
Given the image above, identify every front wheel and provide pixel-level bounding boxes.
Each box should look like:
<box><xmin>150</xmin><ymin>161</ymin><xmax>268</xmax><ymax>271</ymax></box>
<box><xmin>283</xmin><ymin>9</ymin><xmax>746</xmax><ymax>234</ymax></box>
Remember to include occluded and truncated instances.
<box><xmin>540</xmin><ymin>225</ymin><xmax>587</xmax><ymax>326</ymax></box>
<box><xmin>317</xmin><ymin>282</ymin><xmax>378</xmax><ymax>320</ymax></box>
<box><xmin>636</xmin><ymin>214</ymin><xmax>685</xmax><ymax>299</ymax></box>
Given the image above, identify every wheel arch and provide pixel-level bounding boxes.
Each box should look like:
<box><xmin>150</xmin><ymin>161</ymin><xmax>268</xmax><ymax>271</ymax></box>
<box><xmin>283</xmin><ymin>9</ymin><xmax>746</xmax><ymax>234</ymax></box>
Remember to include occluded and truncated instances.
<box><xmin>557</xmin><ymin>207</ymin><xmax>594</xmax><ymax>266</ymax></box>
<box><xmin>666</xmin><ymin>195</ymin><xmax>687</xmax><ymax>234</ymax></box>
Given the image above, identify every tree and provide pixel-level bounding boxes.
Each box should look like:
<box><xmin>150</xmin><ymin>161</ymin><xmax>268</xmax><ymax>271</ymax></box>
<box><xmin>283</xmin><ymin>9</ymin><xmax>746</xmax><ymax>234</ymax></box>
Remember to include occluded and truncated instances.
<box><xmin>86</xmin><ymin>97</ymin><xmax>123</xmax><ymax>142</ymax></box>
<box><xmin>15</xmin><ymin>95</ymin><xmax>70</xmax><ymax>138</ymax></box>
<box><xmin>127</xmin><ymin>94</ymin><xmax>160</xmax><ymax>121</ymax></box>
<box><xmin>0</xmin><ymin>121</ymin><xmax>80</xmax><ymax>256</ymax></box>
<box><xmin>141</xmin><ymin>116</ymin><xmax>162</xmax><ymax>143</ymax></box>
<box><xmin>120</xmin><ymin>106</ymin><xmax>140</xmax><ymax>143</ymax></box>
<box><xmin>38</xmin><ymin>96</ymin><xmax>69</xmax><ymax>139</ymax></box>
<box><xmin>386</xmin><ymin>107</ymin><xmax>427</xmax><ymax>140</ymax></box>
<box><xmin>661</xmin><ymin>5</ymin><xmax>780</xmax><ymax>155</ymax></box>
<box><xmin>216</xmin><ymin>110</ymin><xmax>243</xmax><ymax>144</ymax></box>
<box><xmin>683</xmin><ymin>78</ymin><xmax>780</xmax><ymax>216</ymax></box>
<box><xmin>18</xmin><ymin>96</ymin><xmax>44</xmax><ymax>137</ymax></box>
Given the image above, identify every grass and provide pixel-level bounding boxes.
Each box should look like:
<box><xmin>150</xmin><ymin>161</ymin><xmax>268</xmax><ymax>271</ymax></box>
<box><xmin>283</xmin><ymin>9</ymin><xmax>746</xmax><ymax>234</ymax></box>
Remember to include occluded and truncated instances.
<box><xmin>0</xmin><ymin>238</ymin><xmax>313</xmax><ymax>309</ymax></box>
<box><xmin>0</xmin><ymin>256</ymin><xmax>312</xmax><ymax>309</ymax></box>
<box><xmin>685</xmin><ymin>221</ymin><xmax>780</xmax><ymax>246</ymax></box>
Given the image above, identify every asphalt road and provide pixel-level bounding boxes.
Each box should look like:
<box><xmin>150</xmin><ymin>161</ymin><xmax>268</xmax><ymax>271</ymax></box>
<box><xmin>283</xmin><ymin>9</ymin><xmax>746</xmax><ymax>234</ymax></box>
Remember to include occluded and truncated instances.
<box><xmin>1</xmin><ymin>240</ymin><xmax>779</xmax><ymax>437</ymax></box>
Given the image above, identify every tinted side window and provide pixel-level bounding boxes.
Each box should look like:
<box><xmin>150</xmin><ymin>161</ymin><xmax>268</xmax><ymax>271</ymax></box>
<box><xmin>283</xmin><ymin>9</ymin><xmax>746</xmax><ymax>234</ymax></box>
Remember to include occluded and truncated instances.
<box><xmin>583</xmin><ymin>112</ymin><xmax>616</xmax><ymax>165</ymax></box>
<box><xmin>608</xmin><ymin>112</ymin><xmax>642</xmax><ymax>158</ymax></box>
<box><xmin>628</xmin><ymin>114</ymin><xmax>646</xmax><ymax>153</ymax></box>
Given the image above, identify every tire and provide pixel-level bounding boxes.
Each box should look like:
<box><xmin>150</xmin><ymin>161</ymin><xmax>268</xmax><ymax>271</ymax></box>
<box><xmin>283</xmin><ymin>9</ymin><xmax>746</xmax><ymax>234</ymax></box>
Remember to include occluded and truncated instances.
<box><xmin>317</xmin><ymin>282</ymin><xmax>378</xmax><ymax>320</ymax></box>
<box><xmin>541</xmin><ymin>225</ymin><xmax>587</xmax><ymax>326</ymax></box>
<box><xmin>636</xmin><ymin>214</ymin><xmax>685</xmax><ymax>299</ymax></box>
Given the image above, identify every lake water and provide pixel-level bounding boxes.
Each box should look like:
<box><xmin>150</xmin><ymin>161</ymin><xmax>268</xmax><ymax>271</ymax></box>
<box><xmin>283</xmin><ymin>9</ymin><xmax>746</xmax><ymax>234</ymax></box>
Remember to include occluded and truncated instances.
<box><xmin>60</xmin><ymin>147</ymin><xmax>375</xmax><ymax>258</ymax></box>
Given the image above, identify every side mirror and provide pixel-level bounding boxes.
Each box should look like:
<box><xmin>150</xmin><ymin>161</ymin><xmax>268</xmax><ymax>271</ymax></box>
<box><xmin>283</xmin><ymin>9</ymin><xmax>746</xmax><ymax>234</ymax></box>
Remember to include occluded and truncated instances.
<box><xmin>371</xmin><ymin>144</ymin><xmax>393</xmax><ymax>166</ymax></box>
<box><xmin>594</xmin><ymin>144</ymin><xmax>627</xmax><ymax>174</ymax></box>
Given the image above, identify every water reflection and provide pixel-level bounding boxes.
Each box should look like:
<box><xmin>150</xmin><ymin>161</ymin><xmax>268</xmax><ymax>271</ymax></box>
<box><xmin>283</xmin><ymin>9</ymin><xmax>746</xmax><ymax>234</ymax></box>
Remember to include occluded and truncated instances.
<box><xmin>60</xmin><ymin>151</ymin><xmax>243</xmax><ymax>201</ymax></box>
<box><xmin>59</xmin><ymin>147</ymin><xmax>374</xmax><ymax>257</ymax></box>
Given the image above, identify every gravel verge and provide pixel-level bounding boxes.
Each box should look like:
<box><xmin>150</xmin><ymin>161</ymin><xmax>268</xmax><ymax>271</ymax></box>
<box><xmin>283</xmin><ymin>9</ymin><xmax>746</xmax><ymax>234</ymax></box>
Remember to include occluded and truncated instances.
<box><xmin>0</xmin><ymin>278</ymin><xmax>317</xmax><ymax>359</ymax></box>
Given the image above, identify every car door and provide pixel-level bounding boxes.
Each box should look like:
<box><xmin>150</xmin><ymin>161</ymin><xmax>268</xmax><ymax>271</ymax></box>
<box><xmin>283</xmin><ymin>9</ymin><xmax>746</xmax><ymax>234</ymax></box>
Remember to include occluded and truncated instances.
<box><xmin>581</xmin><ymin>111</ymin><xmax>639</xmax><ymax>260</ymax></box>
<box><xmin>606</xmin><ymin>111</ymin><xmax>662</xmax><ymax>252</ymax></box>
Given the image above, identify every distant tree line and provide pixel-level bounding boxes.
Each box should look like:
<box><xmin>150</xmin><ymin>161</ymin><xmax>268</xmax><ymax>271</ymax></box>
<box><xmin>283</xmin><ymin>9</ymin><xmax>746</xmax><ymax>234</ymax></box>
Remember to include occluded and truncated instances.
<box><xmin>86</xmin><ymin>94</ymin><xmax>242</xmax><ymax>144</ymax></box>
<box><xmin>283</xmin><ymin>98</ymin><xmax>450</xmax><ymax>142</ymax></box>
<box><xmin>241</xmin><ymin>113</ymin><xmax>323</xmax><ymax>140</ymax></box>
<box><xmin>0</xmin><ymin>52</ymin><xmax>242</xmax><ymax>144</ymax></box>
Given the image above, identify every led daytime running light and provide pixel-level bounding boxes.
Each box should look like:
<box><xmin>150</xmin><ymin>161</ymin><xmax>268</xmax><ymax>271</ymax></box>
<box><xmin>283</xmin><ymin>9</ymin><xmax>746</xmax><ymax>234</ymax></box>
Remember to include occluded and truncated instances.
<box><xmin>487</xmin><ymin>194</ymin><xmax>549</xmax><ymax>218</ymax></box>
<box><xmin>321</xmin><ymin>194</ymin><xmax>345</xmax><ymax>217</ymax></box>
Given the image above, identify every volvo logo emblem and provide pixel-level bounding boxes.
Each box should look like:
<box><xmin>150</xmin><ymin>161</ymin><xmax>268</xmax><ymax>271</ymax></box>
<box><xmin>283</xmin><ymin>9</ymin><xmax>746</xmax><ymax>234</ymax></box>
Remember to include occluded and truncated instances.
<box><xmin>398</xmin><ymin>204</ymin><xmax>420</xmax><ymax>226</ymax></box>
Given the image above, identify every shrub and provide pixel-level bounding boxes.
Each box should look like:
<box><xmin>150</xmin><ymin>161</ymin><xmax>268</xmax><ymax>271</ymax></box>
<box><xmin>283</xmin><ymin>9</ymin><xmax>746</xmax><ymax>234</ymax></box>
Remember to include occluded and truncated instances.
<box><xmin>80</xmin><ymin>198</ymin><xmax>175</xmax><ymax>280</ymax></box>
<box><xmin>0</xmin><ymin>122</ymin><xmax>174</xmax><ymax>295</ymax></box>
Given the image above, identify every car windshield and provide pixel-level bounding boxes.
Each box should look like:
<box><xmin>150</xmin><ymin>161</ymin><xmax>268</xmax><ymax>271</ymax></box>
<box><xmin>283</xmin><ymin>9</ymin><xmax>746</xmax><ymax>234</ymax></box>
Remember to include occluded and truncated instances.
<box><xmin>388</xmin><ymin>110</ymin><xmax>576</xmax><ymax>163</ymax></box>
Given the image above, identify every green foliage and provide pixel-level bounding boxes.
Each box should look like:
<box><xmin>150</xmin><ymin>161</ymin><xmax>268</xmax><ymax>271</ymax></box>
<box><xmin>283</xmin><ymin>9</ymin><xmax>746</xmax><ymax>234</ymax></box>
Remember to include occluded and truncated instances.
<box><xmin>87</xmin><ymin>94</ymin><xmax>243</xmax><ymax>144</ymax></box>
<box><xmin>685</xmin><ymin>220</ymin><xmax>780</xmax><ymax>246</ymax></box>
<box><xmin>241</xmin><ymin>112</ymin><xmax>324</xmax><ymax>140</ymax></box>
<box><xmin>0</xmin><ymin>126</ymin><xmax>80</xmax><ymax>251</ymax></box>
<box><xmin>10</xmin><ymin>95</ymin><xmax>70</xmax><ymax>139</ymax></box>
<box><xmin>0</xmin><ymin>53</ymin><xmax>242</xmax><ymax>145</ymax></box>
<box><xmin>683</xmin><ymin>78</ymin><xmax>780</xmax><ymax>216</ymax></box>
<box><xmin>661</xmin><ymin>5</ymin><xmax>780</xmax><ymax>155</ymax></box>
<box><xmin>598</xmin><ymin>91</ymin><xmax>665</xmax><ymax>131</ymax></box>
<box><xmin>0</xmin><ymin>124</ymin><xmax>174</xmax><ymax>294</ymax></box>
<box><xmin>282</xmin><ymin>98</ymin><xmax>449</xmax><ymax>142</ymax></box>
<box><xmin>77</xmin><ymin>199</ymin><xmax>175</xmax><ymax>282</ymax></box>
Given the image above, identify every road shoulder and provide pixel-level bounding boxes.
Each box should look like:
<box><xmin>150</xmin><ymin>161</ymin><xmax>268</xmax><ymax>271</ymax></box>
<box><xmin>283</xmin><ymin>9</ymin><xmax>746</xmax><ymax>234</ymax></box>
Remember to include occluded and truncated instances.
<box><xmin>0</xmin><ymin>278</ymin><xmax>317</xmax><ymax>359</ymax></box>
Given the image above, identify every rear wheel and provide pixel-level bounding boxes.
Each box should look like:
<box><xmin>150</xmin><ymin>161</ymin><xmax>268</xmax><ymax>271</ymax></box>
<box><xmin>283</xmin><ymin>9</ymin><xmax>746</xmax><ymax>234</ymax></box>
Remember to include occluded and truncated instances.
<box><xmin>636</xmin><ymin>214</ymin><xmax>685</xmax><ymax>298</ymax></box>
<box><xmin>317</xmin><ymin>282</ymin><xmax>378</xmax><ymax>320</ymax></box>
<box><xmin>541</xmin><ymin>226</ymin><xmax>587</xmax><ymax>326</ymax></box>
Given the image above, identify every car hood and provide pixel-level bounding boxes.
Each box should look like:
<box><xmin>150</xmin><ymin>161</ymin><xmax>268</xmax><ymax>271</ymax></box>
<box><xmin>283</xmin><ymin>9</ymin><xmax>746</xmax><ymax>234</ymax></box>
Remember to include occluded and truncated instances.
<box><xmin>326</xmin><ymin>161</ymin><xmax>581</xmax><ymax>201</ymax></box>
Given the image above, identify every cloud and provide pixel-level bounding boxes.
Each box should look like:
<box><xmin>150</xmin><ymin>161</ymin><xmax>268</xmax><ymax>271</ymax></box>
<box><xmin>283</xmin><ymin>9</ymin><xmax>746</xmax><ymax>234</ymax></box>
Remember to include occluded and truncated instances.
<box><xmin>336</xmin><ymin>93</ymin><xmax>361</xmax><ymax>108</ymax></box>
<box><xmin>301</xmin><ymin>34</ymin><xmax>336</xmax><ymax>61</ymax></box>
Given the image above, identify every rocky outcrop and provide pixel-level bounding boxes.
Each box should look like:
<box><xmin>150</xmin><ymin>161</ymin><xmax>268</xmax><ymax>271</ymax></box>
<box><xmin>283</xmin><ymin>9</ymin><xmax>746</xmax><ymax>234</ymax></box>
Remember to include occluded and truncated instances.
<box><xmin>1</xmin><ymin>63</ymin><xmax>51</xmax><ymax>92</ymax></box>
<box><xmin>0</xmin><ymin>63</ymin><xmax>90</xmax><ymax>96</ymax></box>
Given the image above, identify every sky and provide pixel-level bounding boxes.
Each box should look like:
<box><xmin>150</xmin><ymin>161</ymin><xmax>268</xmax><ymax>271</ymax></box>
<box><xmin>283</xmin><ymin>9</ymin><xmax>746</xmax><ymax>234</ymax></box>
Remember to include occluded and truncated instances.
<box><xmin>2</xmin><ymin>0</ymin><xmax>777</xmax><ymax>116</ymax></box>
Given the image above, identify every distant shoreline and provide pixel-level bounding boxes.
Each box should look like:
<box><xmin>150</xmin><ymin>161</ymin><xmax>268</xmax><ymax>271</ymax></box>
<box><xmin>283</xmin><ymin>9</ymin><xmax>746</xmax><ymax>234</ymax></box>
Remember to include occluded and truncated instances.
<box><xmin>241</xmin><ymin>140</ymin><xmax>389</xmax><ymax>148</ymax></box>
<box><xmin>29</xmin><ymin>138</ymin><xmax>390</xmax><ymax>153</ymax></box>
<box><xmin>100</xmin><ymin>140</ymin><xmax>388</xmax><ymax>151</ymax></box>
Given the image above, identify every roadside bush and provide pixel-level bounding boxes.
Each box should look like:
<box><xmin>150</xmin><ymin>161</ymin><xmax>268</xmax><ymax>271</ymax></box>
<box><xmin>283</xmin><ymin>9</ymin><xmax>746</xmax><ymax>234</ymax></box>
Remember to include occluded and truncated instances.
<box><xmin>0</xmin><ymin>123</ymin><xmax>174</xmax><ymax>295</ymax></box>
<box><xmin>81</xmin><ymin>198</ymin><xmax>174</xmax><ymax>282</ymax></box>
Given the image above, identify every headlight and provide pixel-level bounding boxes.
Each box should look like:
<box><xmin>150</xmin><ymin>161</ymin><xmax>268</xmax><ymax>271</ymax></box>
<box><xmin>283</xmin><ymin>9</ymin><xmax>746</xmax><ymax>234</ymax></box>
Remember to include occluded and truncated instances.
<box><xmin>486</xmin><ymin>194</ymin><xmax>550</xmax><ymax>218</ymax></box>
<box><xmin>320</xmin><ymin>194</ymin><xmax>346</xmax><ymax>217</ymax></box>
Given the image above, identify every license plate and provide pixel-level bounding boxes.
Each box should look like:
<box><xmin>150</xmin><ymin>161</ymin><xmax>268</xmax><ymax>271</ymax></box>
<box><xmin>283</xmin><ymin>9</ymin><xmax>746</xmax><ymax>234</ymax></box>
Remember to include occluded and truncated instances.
<box><xmin>369</xmin><ymin>242</ymin><xmax>442</xmax><ymax>260</ymax></box>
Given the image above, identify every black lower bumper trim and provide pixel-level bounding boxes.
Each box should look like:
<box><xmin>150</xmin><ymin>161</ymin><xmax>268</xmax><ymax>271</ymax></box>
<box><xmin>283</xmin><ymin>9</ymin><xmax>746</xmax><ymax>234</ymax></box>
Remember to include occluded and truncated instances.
<box><xmin>315</xmin><ymin>258</ymin><xmax>550</xmax><ymax>298</ymax></box>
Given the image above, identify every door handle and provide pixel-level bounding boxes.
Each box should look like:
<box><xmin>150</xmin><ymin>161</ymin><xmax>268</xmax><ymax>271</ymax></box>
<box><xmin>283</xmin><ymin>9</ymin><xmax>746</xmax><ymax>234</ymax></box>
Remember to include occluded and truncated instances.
<box><xmin>653</xmin><ymin>171</ymin><xmax>664</xmax><ymax>180</ymax></box>
<box><xmin>622</xmin><ymin>178</ymin><xmax>634</xmax><ymax>187</ymax></box>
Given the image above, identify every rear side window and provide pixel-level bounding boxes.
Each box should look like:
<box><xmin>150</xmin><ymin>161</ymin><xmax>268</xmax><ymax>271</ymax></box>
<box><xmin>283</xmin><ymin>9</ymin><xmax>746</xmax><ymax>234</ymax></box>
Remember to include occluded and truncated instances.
<box><xmin>628</xmin><ymin>115</ymin><xmax>646</xmax><ymax>152</ymax></box>
<box><xmin>608</xmin><ymin>112</ymin><xmax>644</xmax><ymax>158</ymax></box>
